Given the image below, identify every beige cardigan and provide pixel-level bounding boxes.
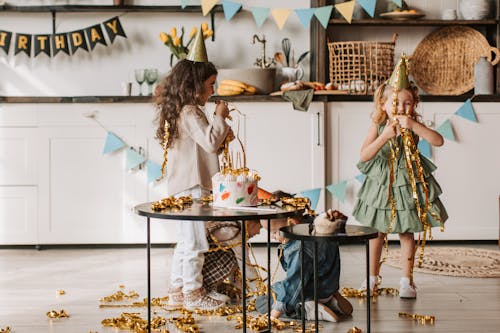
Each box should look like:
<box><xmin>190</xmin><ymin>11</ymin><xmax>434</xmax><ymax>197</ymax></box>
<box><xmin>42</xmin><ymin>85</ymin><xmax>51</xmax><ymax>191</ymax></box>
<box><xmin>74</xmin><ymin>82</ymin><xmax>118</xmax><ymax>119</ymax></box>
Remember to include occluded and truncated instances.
<box><xmin>166</xmin><ymin>105</ymin><xmax>230</xmax><ymax>196</ymax></box>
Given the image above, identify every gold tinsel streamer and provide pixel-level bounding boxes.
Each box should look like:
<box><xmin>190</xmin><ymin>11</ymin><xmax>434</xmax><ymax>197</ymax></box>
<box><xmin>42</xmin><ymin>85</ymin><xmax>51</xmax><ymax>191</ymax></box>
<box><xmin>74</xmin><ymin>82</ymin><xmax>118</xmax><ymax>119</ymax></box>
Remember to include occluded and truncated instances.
<box><xmin>341</xmin><ymin>287</ymin><xmax>399</xmax><ymax>299</ymax></box>
<box><xmin>347</xmin><ymin>327</ymin><xmax>363</xmax><ymax>333</ymax></box>
<box><xmin>101</xmin><ymin>313</ymin><xmax>166</xmax><ymax>333</ymax></box>
<box><xmin>151</xmin><ymin>195</ymin><xmax>193</xmax><ymax>211</ymax></box>
<box><xmin>46</xmin><ymin>309</ymin><xmax>69</xmax><ymax>318</ymax></box>
<box><xmin>159</xmin><ymin>120</ymin><xmax>170</xmax><ymax>181</ymax></box>
<box><xmin>0</xmin><ymin>327</ymin><xmax>11</xmax><ymax>333</ymax></box>
<box><xmin>399</xmin><ymin>312</ymin><xmax>436</xmax><ymax>325</ymax></box>
<box><xmin>56</xmin><ymin>289</ymin><xmax>65</xmax><ymax>295</ymax></box>
<box><xmin>99</xmin><ymin>289</ymin><xmax>140</xmax><ymax>302</ymax></box>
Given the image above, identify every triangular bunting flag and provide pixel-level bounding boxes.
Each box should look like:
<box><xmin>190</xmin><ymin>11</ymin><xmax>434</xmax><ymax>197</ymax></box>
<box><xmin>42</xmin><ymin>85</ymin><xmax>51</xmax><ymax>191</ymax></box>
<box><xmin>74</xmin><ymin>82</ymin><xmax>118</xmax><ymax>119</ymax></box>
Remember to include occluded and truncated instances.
<box><xmin>454</xmin><ymin>99</ymin><xmax>478</xmax><ymax>122</ymax></box>
<box><xmin>355</xmin><ymin>174</ymin><xmax>366</xmax><ymax>183</ymax></box>
<box><xmin>418</xmin><ymin>139</ymin><xmax>431</xmax><ymax>159</ymax></box>
<box><xmin>271</xmin><ymin>9</ymin><xmax>292</xmax><ymax>30</ymax></box>
<box><xmin>180</xmin><ymin>0</ymin><xmax>190</xmax><ymax>9</ymax></box>
<box><xmin>146</xmin><ymin>161</ymin><xmax>162</xmax><ymax>183</ymax></box>
<box><xmin>436</xmin><ymin>119</ymin><xmax>456</xmax><ymax>141</ymax></box>
<box><xmin>201</xmin><ymin>0</ymin><xmax>218</xmax><ymax>16</ymax></box>
<box><xmin>126</xmin><ymin>148</ymin><xmax>146</xmax><ymax>170</ymax></box>
<box><xmin>314</xmin><ymin>5</ymin><xmax>334</xmax><ymax>28</ymax></box>
<box><xmin>102</xmin><ymin>132</ymin><xmax>126</xmax><ymax>154</ymax></box>
<box><xmin>357</xmin><ymin>0</ymin><xmax>376</xmax><ymax>18</ymax></box>
<box><xmin>334</xmin><ymin>1</ymin><xmax>355</xmax><ymax>24</ymax></box>
<box><xmin>392</xmin><ymin>0</ymin><xmax>403</xmax><ymax>7</ymax></box>
<box><xmin>300</xmin><ymin>188</ymin><xmax>321</xmax><ymax>211</ymax></box>
<box><xmin>326</xmin><ymin>180</ymin><xmax>348</xmax><ymax>203</ymax></box>
<box><xmin>295</xmin><ymin>8</ymin><xmax>315</xmax><ymax>28</ymax></box>
<box><xmin>222</xmin><ymin>0</ymin><xmax>242</xmax><ymax>21</ymax></box>
<box><xmin>250</xmin><ymin>7</ymin><xmax>270</xmax><ymax>28</ymax></box>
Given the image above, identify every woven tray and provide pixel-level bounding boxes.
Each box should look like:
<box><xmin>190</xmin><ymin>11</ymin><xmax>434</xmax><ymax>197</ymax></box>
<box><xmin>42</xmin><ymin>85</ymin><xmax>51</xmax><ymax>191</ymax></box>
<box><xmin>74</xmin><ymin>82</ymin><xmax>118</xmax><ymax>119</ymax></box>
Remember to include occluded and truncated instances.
<box><xmin>411</xmin><ymin>26</ymin><xmax>499</xmax><ymax>95</ymax></box>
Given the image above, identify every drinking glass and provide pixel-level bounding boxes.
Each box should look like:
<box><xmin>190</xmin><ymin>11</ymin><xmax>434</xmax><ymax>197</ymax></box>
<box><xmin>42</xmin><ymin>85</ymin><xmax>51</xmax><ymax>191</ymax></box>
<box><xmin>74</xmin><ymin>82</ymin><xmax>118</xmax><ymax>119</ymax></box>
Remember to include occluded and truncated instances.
<box><xmin>134</xmin><ymin>69</ymin><xmax>146</xmax><ymax>96</ymax></box>
<box><xmin>145</xmin><ymin>69</ymin><xmax>159</xmax><ymax>96</ymax></box>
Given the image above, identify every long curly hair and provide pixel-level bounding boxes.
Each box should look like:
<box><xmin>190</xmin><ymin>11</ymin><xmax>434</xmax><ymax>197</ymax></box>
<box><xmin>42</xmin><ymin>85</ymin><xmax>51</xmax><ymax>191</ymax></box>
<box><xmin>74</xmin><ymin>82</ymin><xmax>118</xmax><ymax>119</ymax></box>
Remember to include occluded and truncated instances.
<box><xmin>371</xmin><ymin>81</ymin><xmax>420</xmax><ymax>124</ymax></box>
<box><xmin>154</xmin><ymin>59</ymin><xmax>218</xmax><ymax>147</ymax></box>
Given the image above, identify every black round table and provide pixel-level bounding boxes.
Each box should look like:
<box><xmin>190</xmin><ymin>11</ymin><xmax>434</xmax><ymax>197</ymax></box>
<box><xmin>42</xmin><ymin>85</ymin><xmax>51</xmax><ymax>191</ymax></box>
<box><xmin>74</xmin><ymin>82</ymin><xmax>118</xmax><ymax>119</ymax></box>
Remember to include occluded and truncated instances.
<box><xmin>135</xmin><ymin>200</ymin><xmax>299</xmax><ymax>333</ymax></box>
<box><xmin>280</xmin><ymin>223</ymin><xmax>379</xmax><ymax>333</ymax></box>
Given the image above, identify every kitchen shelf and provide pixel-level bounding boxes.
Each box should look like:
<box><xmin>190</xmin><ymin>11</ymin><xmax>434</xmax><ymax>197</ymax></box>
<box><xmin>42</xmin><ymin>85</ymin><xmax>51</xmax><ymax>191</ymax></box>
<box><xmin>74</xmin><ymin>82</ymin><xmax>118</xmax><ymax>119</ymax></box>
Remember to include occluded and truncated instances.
<box><xmin>2</xmin><ymin>94</ymin><xmax>499</xmax><ymax>104</ymax></box>
<box><xmin>0</xmin><ymin>4</ymin><xmax>223</xmax><ymax>13</ymax></box>
<box><xmin>328</xmin><ymin>19</ymin><xmax>498</xmax><ymax>26</ymax></box>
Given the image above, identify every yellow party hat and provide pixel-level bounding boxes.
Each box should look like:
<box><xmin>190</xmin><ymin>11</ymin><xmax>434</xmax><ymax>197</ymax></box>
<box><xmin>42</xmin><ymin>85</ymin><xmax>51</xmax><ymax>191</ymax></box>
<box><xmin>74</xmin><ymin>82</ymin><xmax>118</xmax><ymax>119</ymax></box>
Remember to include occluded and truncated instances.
<box><xmin>388</xmin><ymin>53</ymin><xmax>410</xmax><ymax>89</ymax></box>
<box><xmin>186</xmin><ymin>25</ymin><xmax>208</xmax><ymax>62</ymax></box>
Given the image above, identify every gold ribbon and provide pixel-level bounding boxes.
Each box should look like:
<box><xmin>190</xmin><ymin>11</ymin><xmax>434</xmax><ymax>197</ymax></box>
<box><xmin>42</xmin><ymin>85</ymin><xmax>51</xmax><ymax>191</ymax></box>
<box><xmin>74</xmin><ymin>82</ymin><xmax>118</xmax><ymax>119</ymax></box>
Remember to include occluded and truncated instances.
<box><xmin>399</xmin><ymin>312</ymin><xmax>436</xmax><ymax>325</ymax></box>
<box><xmin>151</xmin><ymin>195</ymin><xmax>193</xmax><ymax>211</ymax></box>
<box><xmin>159</xmin><ymin>120</ymin><xmax>170</xmax><ymax>181</ymax></box>
<box><xmin>46</xmin><ymin>309</ymin><xmax>69</xmax><ymax>319</ymax></box>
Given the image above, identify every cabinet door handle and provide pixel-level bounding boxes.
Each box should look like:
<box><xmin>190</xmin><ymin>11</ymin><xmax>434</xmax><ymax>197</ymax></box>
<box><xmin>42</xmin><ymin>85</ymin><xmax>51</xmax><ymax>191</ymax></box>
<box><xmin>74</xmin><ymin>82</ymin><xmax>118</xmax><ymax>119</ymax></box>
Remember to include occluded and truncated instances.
<box><xmin>317</xmin><ymin>112</ymin><xmax>321</xmax><ymax>146</ymax></box>
<box><xmin>138</xmin><ymin>146</ymin><xmax>144</xmax><ymax>170</ymax></box>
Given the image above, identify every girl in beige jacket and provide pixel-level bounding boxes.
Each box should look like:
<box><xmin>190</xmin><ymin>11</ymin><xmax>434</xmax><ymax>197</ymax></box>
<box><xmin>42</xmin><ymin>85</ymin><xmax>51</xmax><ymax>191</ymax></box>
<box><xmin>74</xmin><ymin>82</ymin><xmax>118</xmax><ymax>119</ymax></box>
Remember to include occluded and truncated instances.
<box><xmin>154</xmin><ymin>59</ymin><xmax>232</xmax><ymax>310</ymax></box>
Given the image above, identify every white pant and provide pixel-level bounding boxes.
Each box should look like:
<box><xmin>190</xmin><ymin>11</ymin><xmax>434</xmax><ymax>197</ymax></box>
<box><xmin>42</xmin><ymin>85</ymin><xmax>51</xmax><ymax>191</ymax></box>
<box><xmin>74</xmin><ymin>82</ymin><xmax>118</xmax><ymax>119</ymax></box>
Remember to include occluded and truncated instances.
<box><xmin>170</xmin><ymin>186</ymin><xmax>210</xmax><ymax>293</ymax></box>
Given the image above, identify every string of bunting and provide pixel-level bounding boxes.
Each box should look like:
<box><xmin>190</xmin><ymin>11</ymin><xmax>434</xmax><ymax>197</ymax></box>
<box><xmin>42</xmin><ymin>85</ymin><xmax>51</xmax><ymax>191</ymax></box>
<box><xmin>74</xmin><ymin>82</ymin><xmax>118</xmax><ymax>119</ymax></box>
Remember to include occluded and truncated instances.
<box><xmin>183</xmin><ymin>0</ymin><xmax>404</xmax><ymax>29</ymax></box>
<box><xmin>0</xmin><ymin>16</ymin><xmax>126</xmax><ymax>57</ymax></box>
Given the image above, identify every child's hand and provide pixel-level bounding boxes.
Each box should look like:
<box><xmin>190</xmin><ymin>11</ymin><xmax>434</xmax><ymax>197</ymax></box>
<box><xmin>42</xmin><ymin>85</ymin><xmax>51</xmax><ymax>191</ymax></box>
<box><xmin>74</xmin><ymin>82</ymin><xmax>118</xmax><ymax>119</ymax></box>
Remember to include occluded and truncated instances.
<box><xmin>394</xmin><ymin>115</ymin><xmax>415</xmax><ymax>130</ymax></box>
<box><xmin>381</xmin><ymin>121</ymin><xmax>398</xmax><ymax>140</ymax></box>
<box><xmin>271</xmin><ymin>309</ymin><xmax>282</xmax><ymax>319</ymax></box>
<box><xmin>214</xmin><ymin>100</ymin><xmax>230</xmax><ymax>119</ymax></box>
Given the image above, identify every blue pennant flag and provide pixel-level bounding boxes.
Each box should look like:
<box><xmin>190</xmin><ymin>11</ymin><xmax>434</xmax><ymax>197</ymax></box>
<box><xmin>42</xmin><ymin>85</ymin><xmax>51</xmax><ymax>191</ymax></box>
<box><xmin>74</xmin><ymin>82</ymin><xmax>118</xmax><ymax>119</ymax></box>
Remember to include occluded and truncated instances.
<box><xmin>436</xmin><ymin>119</ymin><xmax>456</xmax><ymax>141</ymax></box>
<box><xmin>314</xmin><ymin>5</ymin><xmax>333</xmax><ymax>29</ymax></box>
<box><xmin>357</xmin><ymin>0</ymin><xmax>376</xmax><ymax>17</ymax></box>
<box><xmin>300</xmin><ymin>188</ymin><xmax>321</xmax><ymax>210</ymax></box>
<box><xmin>146</xmin><ymin>161</ymin><xmax>162</xmax><ymax>183</ymax></box>
<box><xmin>180</xmin><ymin>0</ymin><xmax>190</xmax><ymax>9</ymax></box>
<box><xmin>355</xmin><ymin>174</ymin><xmax>366</xmax><ymax>183</ymax></box>
<box><xmin>222</xmin><ymin>0</ymin><xmax>242</xmax><ymax>21</ymax></box>
<box><xmin>250</xmin><ymin>7</ymin><xmax>270</xmax><ymax>28</ymax></box>
<box><xmin>454</xmin><ymin>98</ymin><xmax>478</xmax><ymax>122</ymax></box>
<box><xmin>326</xmin><ymin>180</ymin><xmax>348</xmax><ymax>203</ymax></box>
<box><xmin>126</xmin><ymin>148</ymin><xmax>146</xmax><ymax>170</ymax></box>
<box><xmin>392</xmin><ymin>0</ymin><xmax>403</xmax><ymax>7</ymax></box>
<box><xmin>418</xmin><ymin>139</ymin><xmax>431</xmax><ymax>159</ymax></box>
<box><xmin>102</xmin><ymin>132</ymin><xmax>126</xmax><ymax>154</ymax></box>
<box><xmin>295</xmin><ymin>8</ymin><xmax>315</xmax><ymax>28</ymax></box>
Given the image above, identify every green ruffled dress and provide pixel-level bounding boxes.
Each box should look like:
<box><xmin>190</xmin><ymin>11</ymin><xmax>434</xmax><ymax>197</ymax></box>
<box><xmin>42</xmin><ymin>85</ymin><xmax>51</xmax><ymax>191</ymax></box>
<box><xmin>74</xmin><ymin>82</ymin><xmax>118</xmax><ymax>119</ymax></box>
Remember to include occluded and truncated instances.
<box><xmin>352</xmin><ymin>125</ymin><xmax>448</xmax><ymax>234</ymax></box>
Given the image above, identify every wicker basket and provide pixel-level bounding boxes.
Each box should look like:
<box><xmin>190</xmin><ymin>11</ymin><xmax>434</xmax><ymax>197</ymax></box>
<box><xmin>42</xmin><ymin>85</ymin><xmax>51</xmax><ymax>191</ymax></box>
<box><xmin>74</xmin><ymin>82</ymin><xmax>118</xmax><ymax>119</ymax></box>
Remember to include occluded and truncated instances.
<box><xmin>328</xmin><ymin>33</ymin><xmax>397</xmax><ymax>94</ymax></box>
<box><xmin>411</xmin><ymin>26</ymin><xmax>500</xmax><ymax>95</ymax></box>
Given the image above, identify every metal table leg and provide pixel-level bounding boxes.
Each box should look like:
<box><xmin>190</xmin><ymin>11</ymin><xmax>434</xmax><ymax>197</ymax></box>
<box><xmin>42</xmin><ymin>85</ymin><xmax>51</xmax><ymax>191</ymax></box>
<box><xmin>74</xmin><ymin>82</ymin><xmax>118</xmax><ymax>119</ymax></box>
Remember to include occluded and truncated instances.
<box><xmin>313</xmin><ymin>241</ymin><xmax>318</xmax><ymax>333</ymax></box>
<box><xmin>147</xmin><ymin>217</ymin><xmax>151</xmax><ymax>333</ymax></box>
<box><xmin>366</xmin><ymin>239</ymin><xmax>371</xmax><ymax>333</ymax></box>
<box><xmin>300</xmin><ymin>240</ymin><xmax>305</xmax><ymax>333</ymax></box>
<box><xmin>267</xmin><ymin>218</ymin><xmax>271</xmax><ymax>332</ymax></box>
<box><xmin>241</xmin><ymin>220</ymin><xmax>247</xmax><ymax>333</ymax></box>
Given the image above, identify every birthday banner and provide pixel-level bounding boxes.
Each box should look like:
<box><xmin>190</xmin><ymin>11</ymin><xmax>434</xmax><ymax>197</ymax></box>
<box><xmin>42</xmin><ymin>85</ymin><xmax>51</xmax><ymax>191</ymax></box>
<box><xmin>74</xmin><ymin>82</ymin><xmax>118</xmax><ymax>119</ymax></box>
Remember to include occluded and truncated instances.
<box><xmin>183</xmin><ymin>0</ymin><xmax>404</xmax><ymax>29</ymax></box>
<box><xmin>0</xmin><ymin>16</ymin><xmax>126</xmax><ymax>57</ymax></box>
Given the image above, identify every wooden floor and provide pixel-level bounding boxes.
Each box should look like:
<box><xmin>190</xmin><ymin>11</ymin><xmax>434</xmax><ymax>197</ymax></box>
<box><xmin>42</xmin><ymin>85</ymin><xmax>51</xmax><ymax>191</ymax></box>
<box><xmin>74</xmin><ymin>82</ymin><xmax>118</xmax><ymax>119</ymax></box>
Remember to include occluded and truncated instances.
<box><xmin>1</xmin><ymin>243</ymin><xmax>499</xmax><ymax>333</ymax></box>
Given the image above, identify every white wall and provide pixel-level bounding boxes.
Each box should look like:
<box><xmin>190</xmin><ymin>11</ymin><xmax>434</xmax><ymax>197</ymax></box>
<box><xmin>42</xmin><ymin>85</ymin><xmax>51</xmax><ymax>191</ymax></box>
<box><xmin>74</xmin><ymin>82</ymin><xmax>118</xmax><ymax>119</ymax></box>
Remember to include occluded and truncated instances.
<box><xmin>0</xmin><ymin>0</ymin><xmax>310</xmax><ymax>96</ymax></box>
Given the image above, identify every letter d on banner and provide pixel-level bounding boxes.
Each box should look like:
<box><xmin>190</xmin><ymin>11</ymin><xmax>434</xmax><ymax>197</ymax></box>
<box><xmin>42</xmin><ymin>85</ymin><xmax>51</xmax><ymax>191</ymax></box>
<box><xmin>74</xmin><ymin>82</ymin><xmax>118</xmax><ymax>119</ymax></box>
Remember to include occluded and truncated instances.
<box><xmin>69</xmin><ymin>30</ymin><xmax>89</xmax><ymax>54</ymax></box>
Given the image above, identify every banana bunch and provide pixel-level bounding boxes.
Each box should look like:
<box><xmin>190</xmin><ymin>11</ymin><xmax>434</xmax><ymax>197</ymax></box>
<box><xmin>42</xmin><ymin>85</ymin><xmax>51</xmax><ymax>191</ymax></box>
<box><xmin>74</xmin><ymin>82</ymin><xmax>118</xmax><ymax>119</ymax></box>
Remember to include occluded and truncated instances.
<box><xmin>217</xmin><ymin>80</ymin><xmax>257</xmax><ymax>96</ymax></box>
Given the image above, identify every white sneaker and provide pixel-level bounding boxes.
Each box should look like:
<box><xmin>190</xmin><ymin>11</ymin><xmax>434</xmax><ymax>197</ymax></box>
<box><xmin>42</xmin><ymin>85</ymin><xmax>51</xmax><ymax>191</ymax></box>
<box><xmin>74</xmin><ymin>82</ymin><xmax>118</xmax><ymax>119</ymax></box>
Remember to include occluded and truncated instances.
<box><xmin>399</xmin><ymin>277</ymin><xmax>417</xmax><ymax>299</ymax></box>
<box><xmin>184</xmin><ymin>288</ymin><xmax>225</xmax><ymax>311</ymax></box>
<box><xmin>304</xmin><ymin>301</ymin><xmax>341</xmax><ymax>322</ymax></box>
<box><xmin>207</xmin><ymin>290</ymin><xmax>230</xmax><ymax>303</ymax></box>
<box><xmin>166</xmin><ymin>288</ymin><xmax>184</xmax><ymax>307</ymax></box>
<box><xmin>359</xmin><ymin>275</ymin><xmax>380</xmax><ymax>295</ymax></box>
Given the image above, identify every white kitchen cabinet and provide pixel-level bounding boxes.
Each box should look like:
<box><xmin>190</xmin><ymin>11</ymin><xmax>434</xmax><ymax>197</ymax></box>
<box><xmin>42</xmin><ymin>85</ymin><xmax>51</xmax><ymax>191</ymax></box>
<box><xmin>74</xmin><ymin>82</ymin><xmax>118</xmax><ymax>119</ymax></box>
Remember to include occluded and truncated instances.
<box><xmin>327</xmin><ymin>102</ymin><xmax>500</xmax><ymax>240</ymax></box>
<box><xmin>0</xmin><ymin>187</ymin><xmax>38</xmax><ymax>244</ymax></box>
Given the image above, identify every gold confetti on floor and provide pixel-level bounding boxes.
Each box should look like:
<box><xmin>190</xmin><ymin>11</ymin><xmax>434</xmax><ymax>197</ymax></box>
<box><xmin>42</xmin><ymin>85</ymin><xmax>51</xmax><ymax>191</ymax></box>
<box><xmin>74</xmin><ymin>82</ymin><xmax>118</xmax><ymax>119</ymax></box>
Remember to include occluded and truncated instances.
<box><xmin>46</xmin><ymin>309</ymin><xmax>69</xmax><ymax>319</ymax></box>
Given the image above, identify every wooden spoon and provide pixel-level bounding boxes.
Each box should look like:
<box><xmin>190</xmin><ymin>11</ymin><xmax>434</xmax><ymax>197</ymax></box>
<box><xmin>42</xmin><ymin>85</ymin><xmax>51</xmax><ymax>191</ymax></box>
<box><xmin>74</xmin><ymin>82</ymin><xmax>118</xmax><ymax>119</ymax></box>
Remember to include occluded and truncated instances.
<box><xmin>274</xmin><ymin>52</ymin><xmax>285</xmax><ymax>66</ymax></box>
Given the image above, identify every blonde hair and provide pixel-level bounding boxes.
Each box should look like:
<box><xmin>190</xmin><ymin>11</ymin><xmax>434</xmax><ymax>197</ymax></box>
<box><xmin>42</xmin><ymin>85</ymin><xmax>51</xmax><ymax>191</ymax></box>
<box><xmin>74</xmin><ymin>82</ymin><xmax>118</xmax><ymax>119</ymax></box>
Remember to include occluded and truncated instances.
<box><xmin>371</xmin><ymin>81</ymin><xmax>421</xmax><ymax>124</ymax></box>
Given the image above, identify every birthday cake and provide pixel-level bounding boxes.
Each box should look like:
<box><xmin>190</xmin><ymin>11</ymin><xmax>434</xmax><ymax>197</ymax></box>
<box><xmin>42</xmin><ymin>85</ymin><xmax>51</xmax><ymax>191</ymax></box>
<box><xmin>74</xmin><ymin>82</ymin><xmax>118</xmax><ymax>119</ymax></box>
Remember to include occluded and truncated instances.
<box><xmin>212</xmin><ymin>170</ymin><xmax>259</xmax><ymax>207</ymax></box>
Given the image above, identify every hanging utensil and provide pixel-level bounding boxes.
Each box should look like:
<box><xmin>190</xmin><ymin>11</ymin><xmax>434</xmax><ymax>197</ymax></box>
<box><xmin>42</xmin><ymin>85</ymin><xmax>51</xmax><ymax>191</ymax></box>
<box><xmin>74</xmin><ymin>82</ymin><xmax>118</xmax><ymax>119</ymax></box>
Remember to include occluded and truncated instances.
<box><xmin>282</xmin><ymin>38</ymin><xmax>291</xmax><ymax>66</ymax></box>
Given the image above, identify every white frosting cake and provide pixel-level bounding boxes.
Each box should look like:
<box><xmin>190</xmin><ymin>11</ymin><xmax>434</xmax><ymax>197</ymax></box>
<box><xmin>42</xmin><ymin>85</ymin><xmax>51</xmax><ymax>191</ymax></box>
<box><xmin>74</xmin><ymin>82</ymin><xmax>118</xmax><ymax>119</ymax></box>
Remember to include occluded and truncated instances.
<box><xmin>212</xmin><ymin>171</ymin><xmax>259</xmax><ymax>207</ymax></box>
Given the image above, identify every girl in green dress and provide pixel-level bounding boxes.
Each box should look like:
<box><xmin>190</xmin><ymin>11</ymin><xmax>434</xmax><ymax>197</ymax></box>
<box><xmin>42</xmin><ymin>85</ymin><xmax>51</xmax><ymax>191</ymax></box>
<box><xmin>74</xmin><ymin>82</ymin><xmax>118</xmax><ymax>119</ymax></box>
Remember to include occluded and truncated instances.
<box><xmin>352</xmin><ymin>56</ymin><xmax>448</xmax><ymax>299</ymax></box>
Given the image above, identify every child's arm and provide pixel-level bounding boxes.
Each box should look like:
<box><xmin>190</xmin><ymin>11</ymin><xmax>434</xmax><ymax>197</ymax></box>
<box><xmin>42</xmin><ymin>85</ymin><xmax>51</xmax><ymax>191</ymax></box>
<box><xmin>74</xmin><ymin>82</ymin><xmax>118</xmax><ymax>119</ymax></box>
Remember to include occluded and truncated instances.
<box><xmin>183</xmin><ymin>105</ymin><xmax>230</xmax><ymax>153</ymax></box>
<box><xmin>360</xmin><ymin>122</ymin><xmax>397</xmax><ymax>162</ymax></box>
<box><xmin>395</xmin><ymin>115</ymin><xmax>444</xmax><ymax>146</ymax></box>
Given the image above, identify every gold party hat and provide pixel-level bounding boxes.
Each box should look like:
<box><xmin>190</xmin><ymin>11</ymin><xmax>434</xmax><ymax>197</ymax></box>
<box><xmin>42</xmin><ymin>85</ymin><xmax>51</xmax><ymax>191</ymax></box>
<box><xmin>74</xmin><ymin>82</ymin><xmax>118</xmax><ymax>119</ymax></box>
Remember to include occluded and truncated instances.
<box><xmin>186</xmin><ymin>25</ymin><xmax>208</xmax><ymax>62</ymax></box>
<box><xmin>388</xmin><ymin>53</ymin><xmax>410</xmax><ymax>89</ymax></box>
